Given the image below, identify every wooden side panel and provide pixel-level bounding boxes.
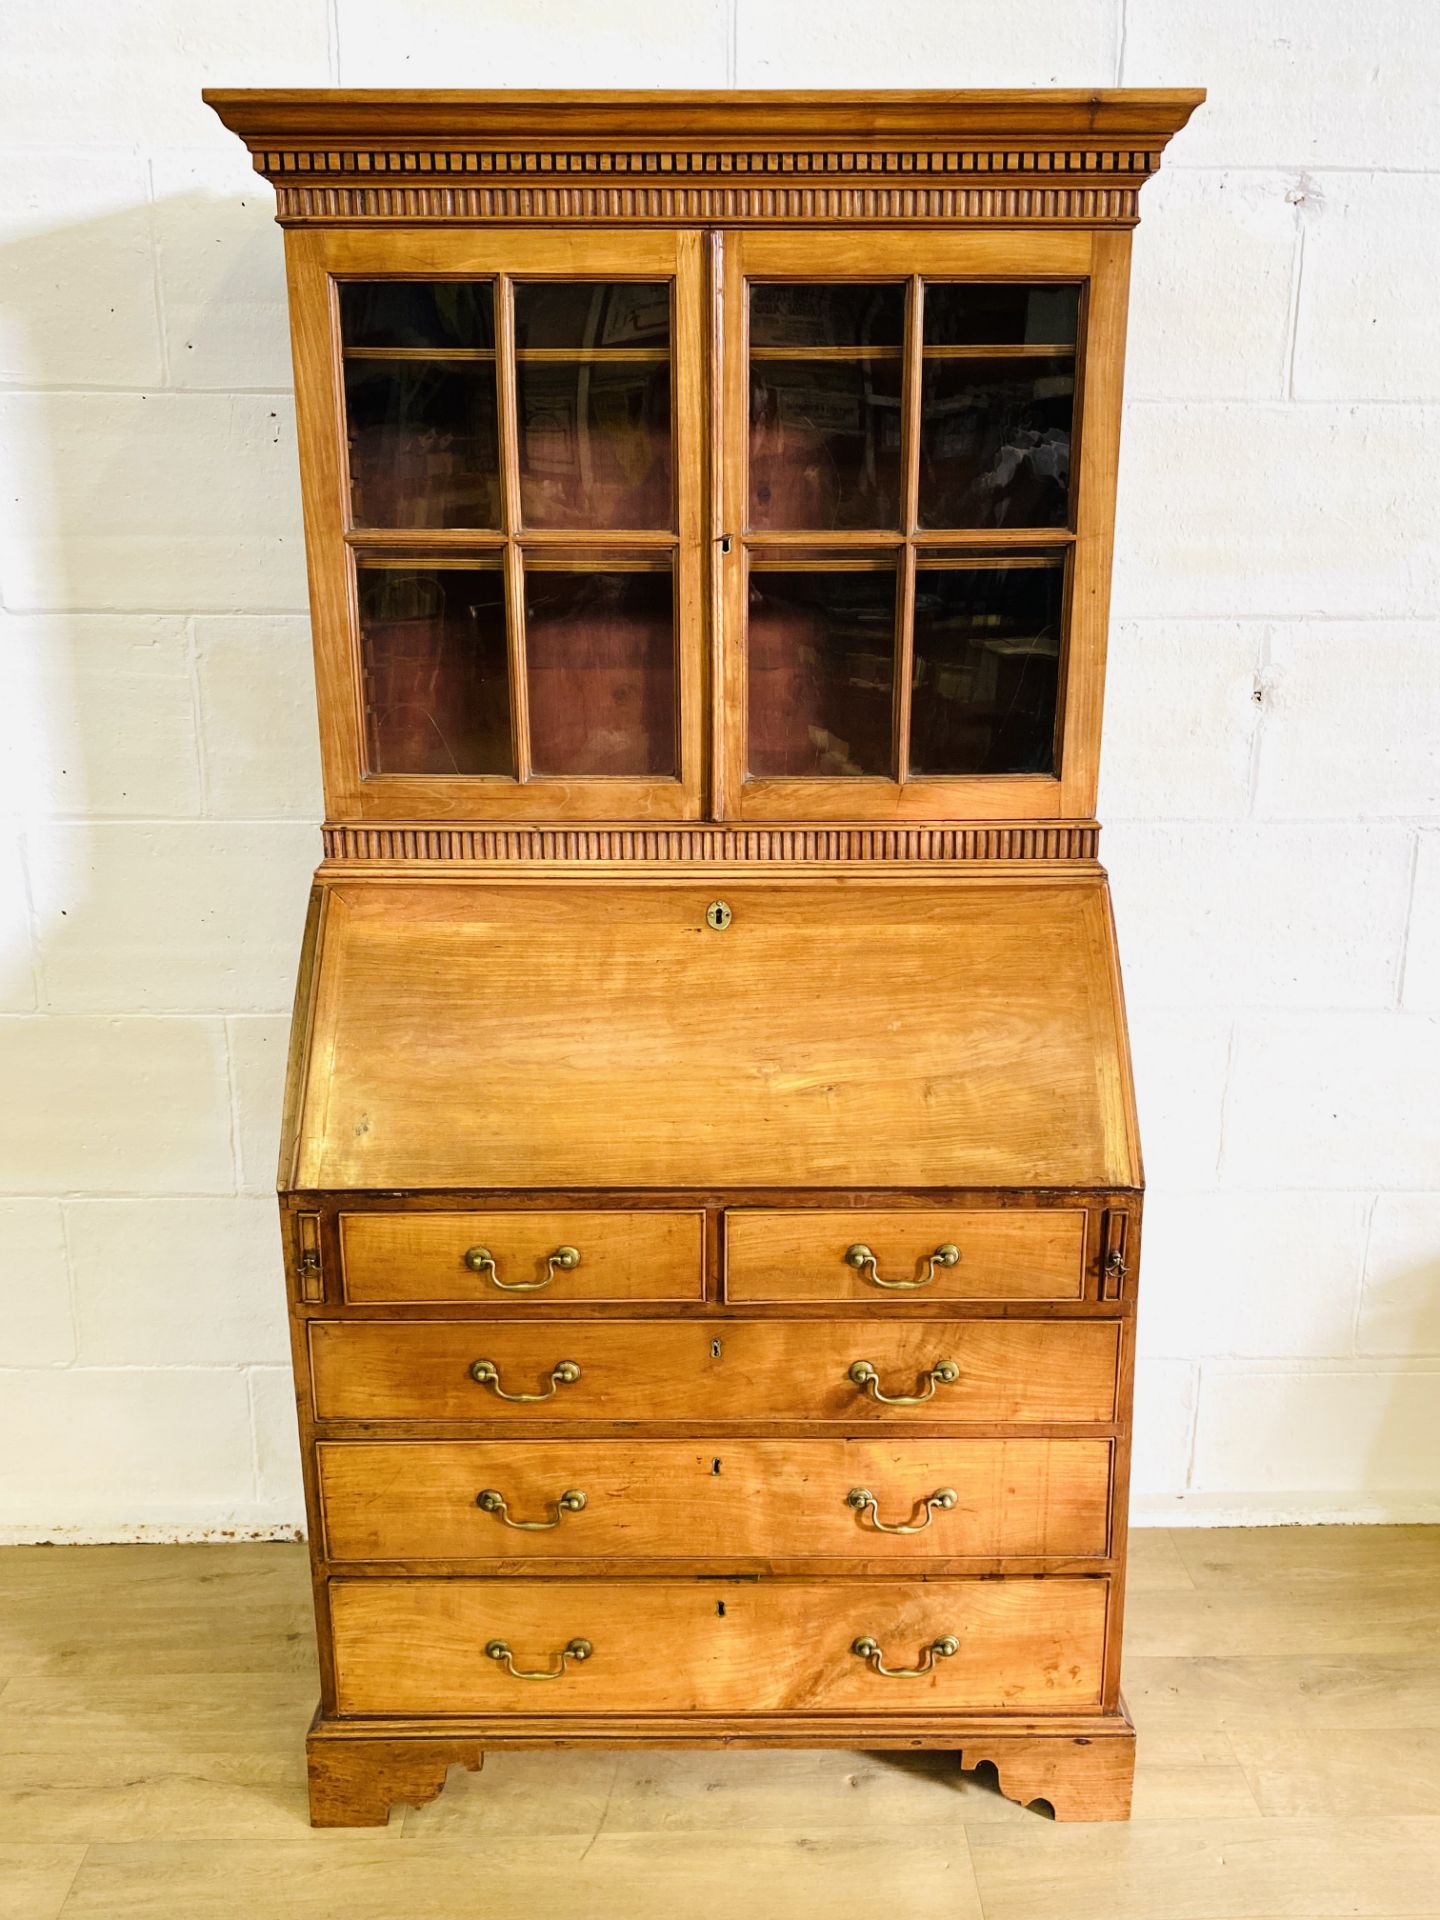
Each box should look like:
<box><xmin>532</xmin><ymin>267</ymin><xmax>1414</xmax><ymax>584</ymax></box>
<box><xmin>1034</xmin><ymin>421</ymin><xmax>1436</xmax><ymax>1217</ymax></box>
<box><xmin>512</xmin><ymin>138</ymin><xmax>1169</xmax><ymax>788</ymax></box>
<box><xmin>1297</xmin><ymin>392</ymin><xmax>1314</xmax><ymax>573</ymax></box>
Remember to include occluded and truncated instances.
<box><xmin>317</xmin><ymin>1437</ymin><xmax>1113</xmax><ymax>1562</ymax></box>
<box><xmin>340</xmin><ymin>1209</ymin><xmax>704</xmax><ymax>1303</ymax></box>
<box><xmin>307</xmin><ymin>1318</ymin><xmax>1121</xmax><ymax>1425</ymax></box>
<box><xmin>724</xmin><ymin>1207</ymin><xmax>1087</xmax><ymax>1302</ymax></box>
<box><xmin>329</xmin><ymin>1575</ymin><xmax>1109</xmax><ymax>1715</ymax></box>
<box><xmin>291</xmin><ymin>876</ymin><xmax>1140</xmax><ymax>1192</ymax></box>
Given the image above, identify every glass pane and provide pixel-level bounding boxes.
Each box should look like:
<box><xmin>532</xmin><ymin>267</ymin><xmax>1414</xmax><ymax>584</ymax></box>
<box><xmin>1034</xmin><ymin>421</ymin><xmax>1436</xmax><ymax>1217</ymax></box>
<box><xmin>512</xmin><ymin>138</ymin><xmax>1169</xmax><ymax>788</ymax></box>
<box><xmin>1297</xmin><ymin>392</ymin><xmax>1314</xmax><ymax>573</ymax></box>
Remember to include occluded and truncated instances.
<box><xmin>339</xmin><ymin>281</ymin><xmax>495</xmax><ymax>351</ymax></box>
<box><xmin>358</xmin><ymin>566</ymin><xmax>511</xmax><ymax>777</ymax></box>
<box><xmin>517</xmin><ymin>359</ymin><xmax>672</xmax><ymax>529</ymax></box>
<box><xmin>525</xmin><ymin>570</ymin><xmax>675</xmax><ymax>777</ymax></box>
<box><xmin>750</xmin><ymin>358</ymin><xmax>903</xmax><ymax>531</ymax></box>
<box><xmin>909</xmin><ymin>555</ymin><xmax>1064</xmax><ymax>775</ymax></box>
<box><xmin>923</xmin><ymin>283</ymin><xmax>1079</xmax><ymax>348</ymax></box>
<box><xmin>514</xmin><ymin>281</ymin><xmax>670</xmax><ymax>350</ymax></box>
<box><xmin>747</xmin><ymin>570</ymin><xmax>895</xmax><ymax>778</ymax></box>
<box><xmin>918</xmin><ymin>355</ymin><xmax>1074</xmax><ymax>529</ymax></box>
<box><xmin>750</xmin><ymin>283</ymin><xmax>904</xmax><ymax>349</ymax></box>
<box><xmin>345</xmin><ymin>361</ymin><xmax>501</xmax><ymax>529</ymax></box>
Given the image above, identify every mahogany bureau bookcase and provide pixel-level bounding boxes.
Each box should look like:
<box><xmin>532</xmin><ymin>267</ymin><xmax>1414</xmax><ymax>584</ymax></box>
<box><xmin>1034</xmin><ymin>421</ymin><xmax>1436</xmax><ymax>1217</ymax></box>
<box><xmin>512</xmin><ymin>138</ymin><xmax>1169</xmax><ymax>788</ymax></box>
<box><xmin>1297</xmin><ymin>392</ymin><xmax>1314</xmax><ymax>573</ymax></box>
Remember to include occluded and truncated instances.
<box><xmin>206</xmin><ymin>86</ymin><xmax>1202</xmax><ymax>1827</ymax></box>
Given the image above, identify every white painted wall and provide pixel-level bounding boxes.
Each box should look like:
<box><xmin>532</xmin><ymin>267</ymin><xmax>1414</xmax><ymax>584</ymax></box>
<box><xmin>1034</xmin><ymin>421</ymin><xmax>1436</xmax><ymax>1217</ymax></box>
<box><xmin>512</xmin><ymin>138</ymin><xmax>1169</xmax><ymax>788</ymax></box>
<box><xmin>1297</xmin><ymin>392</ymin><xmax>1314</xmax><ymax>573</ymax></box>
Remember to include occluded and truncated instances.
<box><xmin>1</xmin><ymin>0</ymin><xmax>1436</xmax><ymax>1539</ymax></box>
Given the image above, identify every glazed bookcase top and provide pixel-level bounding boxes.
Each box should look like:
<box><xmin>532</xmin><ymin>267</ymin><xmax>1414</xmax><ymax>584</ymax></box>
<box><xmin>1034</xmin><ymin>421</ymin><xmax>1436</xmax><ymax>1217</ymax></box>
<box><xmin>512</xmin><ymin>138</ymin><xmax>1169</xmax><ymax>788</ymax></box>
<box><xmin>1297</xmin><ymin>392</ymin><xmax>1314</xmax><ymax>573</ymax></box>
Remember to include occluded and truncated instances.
<box><xmin>207</xmin><ymin>89</ymin><xmax>1202</xmax><ymax>854</ymax></box>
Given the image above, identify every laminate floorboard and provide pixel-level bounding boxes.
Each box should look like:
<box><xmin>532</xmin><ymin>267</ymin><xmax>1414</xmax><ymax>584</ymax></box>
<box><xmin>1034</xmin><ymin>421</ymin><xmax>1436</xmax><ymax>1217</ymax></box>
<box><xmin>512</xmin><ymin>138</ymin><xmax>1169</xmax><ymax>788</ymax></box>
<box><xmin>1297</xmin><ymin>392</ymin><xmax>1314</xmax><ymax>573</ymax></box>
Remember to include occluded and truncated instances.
<box><xmin>0</xmin><ymin>1530</ymin><xmax>1435</xmax><ymax>1920</ymax></box>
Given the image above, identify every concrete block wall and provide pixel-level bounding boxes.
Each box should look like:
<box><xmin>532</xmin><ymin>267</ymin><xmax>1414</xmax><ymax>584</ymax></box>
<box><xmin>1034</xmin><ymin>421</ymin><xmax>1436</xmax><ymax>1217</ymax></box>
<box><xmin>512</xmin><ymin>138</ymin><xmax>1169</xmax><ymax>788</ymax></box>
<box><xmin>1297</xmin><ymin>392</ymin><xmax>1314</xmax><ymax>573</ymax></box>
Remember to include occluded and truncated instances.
<box><xmin>1</xmin><ymin>0</ymin><xmax>1436</xmax><ymax>1537</ymax></box>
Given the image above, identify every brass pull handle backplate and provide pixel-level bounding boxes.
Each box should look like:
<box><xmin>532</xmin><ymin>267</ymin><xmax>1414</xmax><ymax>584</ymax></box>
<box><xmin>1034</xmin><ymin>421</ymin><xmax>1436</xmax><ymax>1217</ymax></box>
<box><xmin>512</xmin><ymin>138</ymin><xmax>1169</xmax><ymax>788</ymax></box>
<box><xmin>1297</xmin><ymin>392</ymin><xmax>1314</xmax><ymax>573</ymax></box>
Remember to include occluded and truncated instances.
<box><xmin>476</xmin><ymin>1488</ymin><xmax>587</xmax><ymax>1530</ymax></box>
<box><xmin>848</xmin><ymin>1359</ymin><xmax>961</xmax><ymax>1405</ymax></box>
<box><xmin>847</xmin><ymin>1486</ymin><xmax>958</xmax><ymax>1534</ymax></box>
<box><xmin>852</xmin><ymin>1634</ymin><xmax>960</xmax><ymax>1678</ymax></box>
<box><xmin>485</xmin><ymin>1636</ymin><xmax>592</xmax><ymax>1681</ymax></box>
<box><xmin>464</xmin><ymin>1244</ymin><xmax>581</xmax><ymax>1291</ymax></box>
<box><xmin>469</xmin><ymin>1359</ymin><xmax>581</xmax><ymax>1402</ymax></box>
<box><xmin>845</xmin><ymin>1242</ymin><xmax>960</xmax><ymax>1289</ymax></box>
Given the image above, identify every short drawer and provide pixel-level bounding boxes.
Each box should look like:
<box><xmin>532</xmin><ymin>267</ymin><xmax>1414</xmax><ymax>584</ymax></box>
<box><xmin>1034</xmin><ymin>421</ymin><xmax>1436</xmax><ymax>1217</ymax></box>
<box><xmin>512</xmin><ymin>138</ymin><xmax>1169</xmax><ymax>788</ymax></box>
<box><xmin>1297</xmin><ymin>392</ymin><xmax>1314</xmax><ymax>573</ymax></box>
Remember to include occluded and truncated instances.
<box><xmin>308</xmin><ymin>1318</ymin><xmax>1120</xmax><ymax>1425</ymax></box>
<box><xmin>317</xmin><ymin>1437</ymin><xmax>1113</xmax><ymax>1563</ymax></box>
<box><xmin>329</xmin><ymin>1575</ymin><xmax>1109</xmax><ymax>1715</ymax></box>
<box><xmin>339</xmin><ymin>1210</ymin><xmax>704</xmax><ymax>1304</ymax></box>
<box><xmin>724</xmin><ymin>1208</ymin><xmax>1088</xmax><ymax>1302</ymax></box>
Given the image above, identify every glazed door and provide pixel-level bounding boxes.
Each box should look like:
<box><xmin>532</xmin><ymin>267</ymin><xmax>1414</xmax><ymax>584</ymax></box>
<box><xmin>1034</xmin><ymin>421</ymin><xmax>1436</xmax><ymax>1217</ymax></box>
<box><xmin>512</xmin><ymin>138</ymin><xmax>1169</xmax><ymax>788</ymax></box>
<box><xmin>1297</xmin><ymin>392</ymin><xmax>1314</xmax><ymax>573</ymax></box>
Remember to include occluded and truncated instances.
<box><xmin>717</xmin><ymin>229</ymin><xmax>1128</xmax><ymax>822</ymax></box>
<box><xmin>286</xmin><ymin>227</ymin><xmax>705</xmax><ymax>821</ymax></box>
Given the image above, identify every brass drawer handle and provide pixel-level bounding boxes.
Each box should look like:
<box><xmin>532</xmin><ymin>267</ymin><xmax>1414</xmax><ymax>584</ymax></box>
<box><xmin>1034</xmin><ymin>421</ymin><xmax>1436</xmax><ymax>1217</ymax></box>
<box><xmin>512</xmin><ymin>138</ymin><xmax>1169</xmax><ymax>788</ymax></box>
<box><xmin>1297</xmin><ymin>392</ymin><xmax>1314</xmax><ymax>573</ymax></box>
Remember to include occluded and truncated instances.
<box><xmin>476</xmin><ymin>1487</ymin><xmax>587</xmax><ymax>1530</ymax></box>
<box><xmin>485</xmin><ymin>1636</ymin><xmax>592</xmax><ymax>1681</ymax></box>
<box><xmin>464</xmin><ymin>1244</ymin><xmax>581</xmax><ymax>1291</ymax></box>
<box><xmin>847</xmin><ymin>1486</ymin><xmax>958</xmax><ymax>1534</ymax></box>
<box><xmin>845</xmin><ymin>1241</ymin><xmax>959</xmax><ymax>1289</ymax></box>
<box><xmin>848</xmin><ymin>1358</ymin><xmax>960</xmax><ymax>1405</ymax></box>
<box><xmin>852</xmin><ymin>1634</ymin><xmax>960</xmax><ymax>1678</ymax></box>
<box><xmin>469</xmin><ymin>1358</ymin><xmax>581</xmax><ymax>1402</ymax></box>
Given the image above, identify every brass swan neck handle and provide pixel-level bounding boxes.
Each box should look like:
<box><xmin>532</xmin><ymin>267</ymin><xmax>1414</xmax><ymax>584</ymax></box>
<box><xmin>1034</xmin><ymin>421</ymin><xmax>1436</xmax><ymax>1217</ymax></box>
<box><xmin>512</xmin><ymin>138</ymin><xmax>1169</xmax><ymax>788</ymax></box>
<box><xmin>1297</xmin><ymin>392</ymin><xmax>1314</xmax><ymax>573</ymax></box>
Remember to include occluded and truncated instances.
<box><xmin>485</xmin><ymin>1637</ymin><xmax>592</xmax><ymax>1681</ymax></box>
<box><xmin>469</xmin><ymin>1358</ymin><xmax>581</xmax><ymax>1402</ymax></box>
<box><xmin>852</xmin><ymin>1634</ymin><xmax>961</xmax><ymax>1678</ymax></box>
<box><xmin>464</xmin><ymin>1244</ymin><xmax>581</xmax><ymax>1291</ymax></box>
<box><xmin>476</xmin><ymin>1488</ymin><xmax>587</xmax><ymax>1530</ymax></box>
<box><xmin>845</xmin><ymin>1241</ymin><xmax>959</xmax><ymax>1289</ymax></box>
<box><xmin>847</xmin><ymin>1359</ymin><xmax>961</xmax><ymax>1405</ymax></box>
<box><xmin>846</xmin><ymin>1486</ymin><xmax>958</xmax><ymax>1533</ymax></box>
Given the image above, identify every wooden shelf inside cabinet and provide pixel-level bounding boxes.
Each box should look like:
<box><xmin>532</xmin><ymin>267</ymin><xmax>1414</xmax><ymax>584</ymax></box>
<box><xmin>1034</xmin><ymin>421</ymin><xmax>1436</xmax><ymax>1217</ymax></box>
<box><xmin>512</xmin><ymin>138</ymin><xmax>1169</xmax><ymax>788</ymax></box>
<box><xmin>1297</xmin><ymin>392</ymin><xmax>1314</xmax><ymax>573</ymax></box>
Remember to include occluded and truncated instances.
<box><xmin>208</xmin><ymin>84</ymin><xmax>1199</xmax><ymax>1830</ymax></box>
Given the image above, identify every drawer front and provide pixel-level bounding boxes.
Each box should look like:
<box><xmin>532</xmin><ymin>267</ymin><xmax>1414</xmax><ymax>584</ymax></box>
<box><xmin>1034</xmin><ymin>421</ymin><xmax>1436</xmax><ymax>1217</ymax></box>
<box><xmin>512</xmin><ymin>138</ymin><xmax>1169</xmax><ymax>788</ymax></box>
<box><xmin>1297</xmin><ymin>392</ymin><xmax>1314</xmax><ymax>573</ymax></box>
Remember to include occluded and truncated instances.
<box><xmin>308</xmin><ymin>1318</ymin><xmax>1120</xmax><ymax>1425</ymax></box>
<box><xmin>330</xmin><ymin>1575</ymin><xmax>1108</xmax><ymax>1715</ymax></box>
<box><xmin>340</xmin><ymin>1210</ymin><xmax>704</xmax><ymax>1304</ymax></box>
<box><xmin>318</xmin><ymin>1437</ymin><xmax>1113</xmax><ymax>1563</ymax></box>
<box><xmin>725</xmin><ymin>1208</ymin><xmax>1088</xmax><ymax>1302</ymax></box>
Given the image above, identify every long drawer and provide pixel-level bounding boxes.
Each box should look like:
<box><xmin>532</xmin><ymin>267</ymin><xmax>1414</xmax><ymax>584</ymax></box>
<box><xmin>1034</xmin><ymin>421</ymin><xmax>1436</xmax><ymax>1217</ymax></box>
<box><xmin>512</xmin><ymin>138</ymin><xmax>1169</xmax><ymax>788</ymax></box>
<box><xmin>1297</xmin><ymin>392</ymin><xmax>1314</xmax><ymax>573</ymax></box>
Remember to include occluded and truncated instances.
<box><xmin>308</xmin><ymin>1319</ymin><xmax>1121</xmax><ymax>1425</ymax></box>
<box><xmin>725</xmin><ymin>1208</ymin><xmax>1088</xmax><ymax>1302</ymax></box>
<box><xmin>317</xmin><ymin>1437</ymin><xmax>1114</xmax><ymax>1562</ymax></box>
<box><xmin>340</xmin><ymin>1209</ymin><xmax>705</xmax><ymax>1304</ymax></box>
<box><xmin>329</xmin><ymin>1575</ymin><xmax>1109</xmax><ymax>1715</ymax></box>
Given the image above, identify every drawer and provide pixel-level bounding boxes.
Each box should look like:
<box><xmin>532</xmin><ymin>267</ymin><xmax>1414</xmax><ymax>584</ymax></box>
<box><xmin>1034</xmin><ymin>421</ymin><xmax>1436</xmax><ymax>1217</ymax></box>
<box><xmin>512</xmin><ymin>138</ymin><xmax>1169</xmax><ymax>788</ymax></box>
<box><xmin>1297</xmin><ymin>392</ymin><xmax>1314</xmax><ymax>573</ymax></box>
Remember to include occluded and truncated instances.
<box><xmin>317</xmin><ymin>1437</ymin><xmax>1113</xmax><ymax>1563</ymax></box>
<box><xmin>330</xmin><ymin>1575</ymin><xmax>1109</xmax><ymax>1715</ymax></box>
<box><xmin>725</xmin><ymin>1208</ymin><xmax>1088</xmax><ymax>1302</ymax></box>
<box><xmin>308</xmin><ymin>1318</ymin><xmax>1120</xmax><ymax>1425</ymax></box>
<box><xmin>339</xmin><ymin>1210</ymin><xmax>704</xmax><ymax>1304</ymax></box>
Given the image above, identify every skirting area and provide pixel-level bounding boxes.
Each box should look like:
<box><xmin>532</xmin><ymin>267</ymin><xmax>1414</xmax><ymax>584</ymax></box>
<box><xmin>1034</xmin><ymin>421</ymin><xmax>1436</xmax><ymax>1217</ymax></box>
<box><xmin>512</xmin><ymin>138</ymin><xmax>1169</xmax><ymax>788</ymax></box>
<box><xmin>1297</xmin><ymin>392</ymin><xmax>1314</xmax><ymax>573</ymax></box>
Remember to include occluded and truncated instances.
<box><xmin>1</xmin><ymin>1528</ymin><xmax>1438</xmax><ymax>1917</ymax></box>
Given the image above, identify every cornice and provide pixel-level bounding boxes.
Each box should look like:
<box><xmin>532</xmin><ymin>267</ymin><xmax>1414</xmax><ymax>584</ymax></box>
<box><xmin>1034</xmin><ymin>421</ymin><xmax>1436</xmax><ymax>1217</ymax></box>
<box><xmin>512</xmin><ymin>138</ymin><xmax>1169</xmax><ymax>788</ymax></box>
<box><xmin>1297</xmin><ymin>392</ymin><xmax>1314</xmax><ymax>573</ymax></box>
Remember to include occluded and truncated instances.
<box><xmin>204</xmin><ymin>88</ymin><xmax>1203</xmax><ymax>228</ymax></box>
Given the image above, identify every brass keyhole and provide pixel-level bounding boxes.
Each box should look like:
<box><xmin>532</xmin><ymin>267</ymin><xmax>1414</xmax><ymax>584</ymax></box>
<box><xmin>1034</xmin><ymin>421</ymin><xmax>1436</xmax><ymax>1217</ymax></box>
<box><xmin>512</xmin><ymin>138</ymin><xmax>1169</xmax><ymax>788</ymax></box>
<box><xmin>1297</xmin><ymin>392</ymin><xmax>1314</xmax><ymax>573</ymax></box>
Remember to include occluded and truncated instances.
<box><xmin>705</xmin><ymin>900</ymin><xmax>732</xmax><ymax>931</ymax></box>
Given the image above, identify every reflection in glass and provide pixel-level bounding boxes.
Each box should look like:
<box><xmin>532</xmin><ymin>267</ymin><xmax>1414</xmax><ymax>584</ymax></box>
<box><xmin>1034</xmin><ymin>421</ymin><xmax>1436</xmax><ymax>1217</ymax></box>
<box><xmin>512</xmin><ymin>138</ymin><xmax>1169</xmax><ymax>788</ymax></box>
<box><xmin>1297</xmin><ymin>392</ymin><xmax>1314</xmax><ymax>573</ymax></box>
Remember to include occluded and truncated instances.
<box><xmin>340</xmin><ymin>280</ymin><xmax>496</xmax><ymax>351</ymax></box>
<box><xmin>922</xmin><ymin>283</ymin><xmax>1079</xmax><ymax>348</ymax></box>
<box><xmin>909</xmin><ymin>556</ymin><xmax>1064</xmax><ymax>775</ymax></box>
<box><xmin>514</xmin><ymin>281</ymin><xmax>670</xmax><ymax>351</ymax></box>
<box><xmin>517</xmin><ymin>359</ymin><xmax>672</xmax><ymax>529</ymax></box>
<box><xmin>747</xmin><ymin>570</ymin><xmax>895</xmax><ymax>778</ymax></box>
<box><xmin>358</xmin><ymin>566</ymin><xmax>512</xmax><ymax>777</ymax></box>
<box><xmin>525</xmin><ymin>571</ymin><xmax>675</xmax><ymax>777</ymax></box>
<box><xmin>918</xmin><ymin>356</ymin><xmax>1074</xmax><ymax>529</ymax></box>
<box><xmin>750</xmin><ymin>283</ymin><xmax>904</xmax><ymax>349</ymax></box>
<box><xmin>750</xmin><ymin>358</ymin><xmax>902</xmax><ymax>531</ymax></box>
<box><xmin>345</xmin><ymin>362</ymin><xmax>501</xmax><ymax>529</ymax></box>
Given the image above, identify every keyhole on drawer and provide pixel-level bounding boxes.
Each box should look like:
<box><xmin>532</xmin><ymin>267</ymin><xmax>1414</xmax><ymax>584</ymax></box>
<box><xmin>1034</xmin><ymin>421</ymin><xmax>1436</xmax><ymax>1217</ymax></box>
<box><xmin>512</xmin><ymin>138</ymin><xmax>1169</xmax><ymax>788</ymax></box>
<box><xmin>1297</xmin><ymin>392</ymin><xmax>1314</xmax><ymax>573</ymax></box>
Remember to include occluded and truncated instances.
<box><xmin>711</xmin><ymin>1458</ymin><xmax>722</xmax><ymax>1475</ymax></box>
<box><xmin>716</xmin><ymin>1601</ymin><xmax>726</xmax><ymax>1617</ymax></box>
<box><xmin>710</xmin><ymin>1339</ymin><xmax>723</xmax><ymax>1359</ymax></box>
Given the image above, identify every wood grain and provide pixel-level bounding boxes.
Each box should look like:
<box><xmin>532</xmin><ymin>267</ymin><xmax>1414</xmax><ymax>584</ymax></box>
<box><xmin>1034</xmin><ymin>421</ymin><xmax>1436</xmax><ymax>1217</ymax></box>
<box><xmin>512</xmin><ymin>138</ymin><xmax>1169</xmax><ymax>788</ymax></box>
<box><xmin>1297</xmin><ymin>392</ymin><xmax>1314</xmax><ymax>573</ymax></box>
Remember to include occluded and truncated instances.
<box><xmin>723</xmin><ymin>1207</ymin><xmax>1088</xmax><ymax>1302</ymax></box>
<box><xmin>339</xmin><ymin>1210</ymin><xmax>704</xmax><ymax>1304</ymax></box>
<box><xmin>328</xmin><ymin>1575</ymin><xmax>1109</xmax><ymax>1714</ymax></box>
<box><xmin>316</xmin><ymin>1436</ymin><xmax>1113</xmax><ymax>1562</ymax></box>
<box><xmin>290</xmin><ymin>877</ymin><xmax>1140</xmax><ymax>1191</ymax></box>
<box><xmin>307</xmin><ymin>1317</ymin><xmax>1121</xmax><ymax>1425</ymax></box>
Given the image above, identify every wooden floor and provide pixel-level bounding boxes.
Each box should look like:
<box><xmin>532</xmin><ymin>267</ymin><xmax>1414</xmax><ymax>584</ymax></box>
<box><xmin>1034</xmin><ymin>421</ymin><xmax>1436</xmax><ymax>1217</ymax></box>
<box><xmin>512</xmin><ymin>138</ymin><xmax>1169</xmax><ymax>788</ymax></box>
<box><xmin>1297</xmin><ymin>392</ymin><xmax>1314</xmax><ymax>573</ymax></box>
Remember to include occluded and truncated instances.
<box><xmin>2</xmin><ymin>1530</ymin><xmax>1439</xmax><ymax>1919</ymax></box>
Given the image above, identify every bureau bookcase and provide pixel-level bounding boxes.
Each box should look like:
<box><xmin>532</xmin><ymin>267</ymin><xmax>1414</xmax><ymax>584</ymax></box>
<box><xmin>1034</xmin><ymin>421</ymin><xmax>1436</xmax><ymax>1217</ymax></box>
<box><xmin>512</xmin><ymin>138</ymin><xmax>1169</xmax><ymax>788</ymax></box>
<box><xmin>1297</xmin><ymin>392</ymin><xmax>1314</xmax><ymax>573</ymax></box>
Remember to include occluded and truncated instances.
<box><xmin>208</xmin><ymin>87</ymin><xmax>1202</xmax><ymax>1826</ymax></box>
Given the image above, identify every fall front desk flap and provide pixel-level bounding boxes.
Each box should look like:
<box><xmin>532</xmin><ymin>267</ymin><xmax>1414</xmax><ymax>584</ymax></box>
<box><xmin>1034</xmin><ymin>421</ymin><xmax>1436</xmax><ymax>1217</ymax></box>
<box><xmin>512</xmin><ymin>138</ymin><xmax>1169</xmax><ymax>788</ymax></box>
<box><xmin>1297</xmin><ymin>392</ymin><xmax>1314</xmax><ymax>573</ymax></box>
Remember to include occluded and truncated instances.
<box><xmin>285</xmin><ymin>876</ymin><xmax>1140</xmax><ymax>1193</ymax></box>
